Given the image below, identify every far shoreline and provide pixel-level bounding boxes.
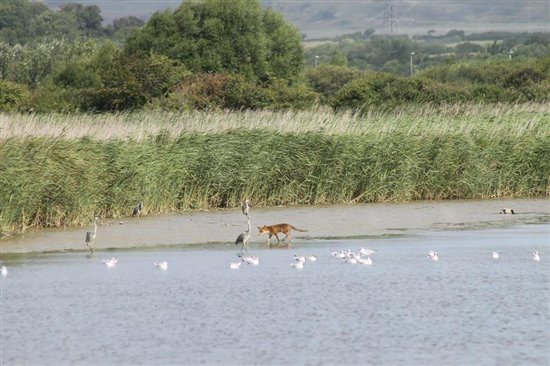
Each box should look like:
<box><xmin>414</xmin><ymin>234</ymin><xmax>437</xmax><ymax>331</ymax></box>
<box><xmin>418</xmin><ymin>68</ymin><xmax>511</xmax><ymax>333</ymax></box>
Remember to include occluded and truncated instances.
<box><xmin>1</xmin><ymin>198</ymin><xmax>548</xmax><ymax>255</ymax></box>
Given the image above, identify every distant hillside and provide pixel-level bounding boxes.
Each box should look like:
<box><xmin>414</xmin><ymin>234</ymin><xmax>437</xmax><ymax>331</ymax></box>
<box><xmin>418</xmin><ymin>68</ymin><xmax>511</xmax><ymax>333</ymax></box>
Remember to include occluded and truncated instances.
<box><xmin>43</xmin><ymin>0</ymin><xmax>550</xmax><ymax>38</ymax></box>
<box><xmin>268</xmin><ymin>1</ymin><xmax>550</xmax><ymax>39</ymax></box>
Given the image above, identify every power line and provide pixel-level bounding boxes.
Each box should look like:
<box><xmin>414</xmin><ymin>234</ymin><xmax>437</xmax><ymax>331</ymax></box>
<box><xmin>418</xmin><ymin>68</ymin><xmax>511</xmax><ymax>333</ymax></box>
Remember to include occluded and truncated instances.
<box><xmin>383</xmin><ymin>0</ymin><xmax>398</xmax><ymax>34</ymax></box>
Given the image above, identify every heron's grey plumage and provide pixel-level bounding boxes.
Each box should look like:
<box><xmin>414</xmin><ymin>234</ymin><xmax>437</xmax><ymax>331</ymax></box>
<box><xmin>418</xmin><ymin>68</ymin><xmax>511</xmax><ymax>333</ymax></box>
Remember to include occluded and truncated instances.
<box><xmin>235</xmin><ymin>215</ymin><xmax>251</xmax><ymax>253</ymax></box>
<box><xmin>241</xmin><ymin>199</ymin><xmax>250</xmax><ymax>216</ymax></box>
<box><xmin>133</xmin><ymin>202</ymin><xmax>143</xmax><ymax>217</ymax></box>
<box><xmin>85</xmin><ymin>217</ymin><xmax>98</xmax><ymax>254</ymax></box>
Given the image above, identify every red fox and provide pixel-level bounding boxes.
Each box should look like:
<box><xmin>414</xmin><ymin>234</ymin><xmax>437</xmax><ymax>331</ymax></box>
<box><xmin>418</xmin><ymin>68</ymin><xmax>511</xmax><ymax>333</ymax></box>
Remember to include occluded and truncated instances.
<box><xmin>258</xmin><ymin>223</ymin><xmax>308</xmax><ymax>245</ymax></box>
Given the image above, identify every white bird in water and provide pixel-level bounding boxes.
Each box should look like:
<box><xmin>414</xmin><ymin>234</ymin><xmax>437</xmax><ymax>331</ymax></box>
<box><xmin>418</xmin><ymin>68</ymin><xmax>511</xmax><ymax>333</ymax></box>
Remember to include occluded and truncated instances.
<box><xmin>1</xmin><ymin>266</ymin><xmax>7</xmax><ymax>277</ymax></box>
<box><xmin>359</xmin><ymin>247</ymin><xmax>376</xmax><ymax>256</ymax></box>
<box><xmin>290</xmin><ymin>261</ymin><xmax>304</xmax><ymax>269</ymax></box>
<box><xmin>492</xmin><ymin>251</ymin><xmax>500</xmax><ymax>260</ymax></box>
<box><xmin>230</xmin><ymin>261</ymin><xmax>242</xmax><ymax>270</ymax></box>
<box><xmin>357</xmin><ymin>256</ymin><xmax>373</xmax><ymax>265</ymax></box>
<box><xmin>294</xmin><ymin>254</ymin><xmax>306</xmax><ymax>263</ymax></box>
<box><xmin>240</xmin><ymin>255</ymin><xmax>259</xmax><ymax>266</ymax></box>
<box><xmin>102</xmin><ymin>257</ymin><xmax>118</xmax><ymax>267</ymax></box>
<box><xmin>154</xmin><ymin>261</ymin><xmax>168</xmax><ymax>270</ymax></box>
<box><xmin>428</xmin><ymin>250</ymin><xmax>439</xmax><ymax>261</ymax></box>
<box><xmin>532</xmin><ymin>251</ymin><xmax>540</xmax><ymax>262</ymax></box>
<box><xmin>306</xmin><ymin>255</ymin><xmax>318</xmax><ymax>262</ymax></box>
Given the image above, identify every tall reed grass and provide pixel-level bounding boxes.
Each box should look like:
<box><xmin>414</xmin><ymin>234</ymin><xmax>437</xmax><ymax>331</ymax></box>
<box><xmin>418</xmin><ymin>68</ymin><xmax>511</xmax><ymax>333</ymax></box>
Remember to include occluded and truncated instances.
<box><xmin>1</xmin><ymin>103</ymin><xmax>549</xmax><ymax>237</ymax></box>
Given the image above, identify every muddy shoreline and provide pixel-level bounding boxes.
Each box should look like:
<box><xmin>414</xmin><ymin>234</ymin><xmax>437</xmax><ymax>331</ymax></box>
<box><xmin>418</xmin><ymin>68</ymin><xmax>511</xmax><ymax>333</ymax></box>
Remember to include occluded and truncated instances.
<box><xmin>1</xmin><ymin>198</ymin><xmax>548</xmax><ymax>255</ymax></box>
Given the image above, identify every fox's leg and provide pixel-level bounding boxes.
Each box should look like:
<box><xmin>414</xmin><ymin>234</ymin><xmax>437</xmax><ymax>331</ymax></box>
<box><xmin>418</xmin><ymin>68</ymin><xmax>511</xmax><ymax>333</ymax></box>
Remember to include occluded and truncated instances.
<box><xmin>274</xmin><ymin>233</ymin><xmax>281</xmax><ymax>244</ymax></box>
<box><xmin>267</xmin><ymin>233</ymin><xmax>272</xmax><ymax>245</ymax></box>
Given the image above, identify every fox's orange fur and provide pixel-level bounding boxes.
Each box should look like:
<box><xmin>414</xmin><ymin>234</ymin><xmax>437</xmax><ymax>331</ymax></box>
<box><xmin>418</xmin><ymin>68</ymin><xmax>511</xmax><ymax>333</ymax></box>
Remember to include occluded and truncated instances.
<box><xmin>258</xmin><ymin>223</ymin><xmax>307</xmax><ymax>245</ymax></box>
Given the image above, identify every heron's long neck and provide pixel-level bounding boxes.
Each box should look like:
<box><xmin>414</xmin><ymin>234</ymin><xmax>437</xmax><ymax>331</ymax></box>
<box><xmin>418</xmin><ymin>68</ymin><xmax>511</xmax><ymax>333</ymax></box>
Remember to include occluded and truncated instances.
<box><xmin>247</xmin><ymin>217</ymin><xmax>251</xmax><ymax>233</ymax></box>
<box><xmin>93</xmin><ymin>220</ymin><xmax>97</xmax><ymax>234</ymax></box>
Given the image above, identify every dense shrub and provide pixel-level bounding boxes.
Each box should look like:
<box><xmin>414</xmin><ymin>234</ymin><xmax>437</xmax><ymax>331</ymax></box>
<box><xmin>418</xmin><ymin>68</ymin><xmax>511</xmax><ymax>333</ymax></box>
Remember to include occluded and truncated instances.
<box><xmin>79</xmin><ymin>86</ymin><xmax>146</xmax><ymax>112</ymax></box>
<box><xmin>419</xmin><ymin>59</ymin><xmax>549</xmax><ymax>87</ymax></box>
<box><xmin>160</xmin><ymin>73</ymin><xmax>318</xmax><ymax>111</ymax></box>
<box><xmin>0</xmin><ymin>80</ymin><xmax>30</xmax><ymax>111</ymax></box>
<box><xmin>305</xmin><ymin>64</ymin><xmax>364</xmax><ymax>103</ymax></box>
<box><xmin>24</xmin><ymin>84</ymin><xmax>80</xmax><ymax>113</ymax></box>
<box><xmin>264</xmin><ymin>79</ymin><xmax>319</xmax><ymax>110</ymax></box>
<box><xmin>331</xmin><ymin>64</ymin><xmax>550</xmax><ymax>111</ymax></box>
<box><xmin>48</xmin><ymin>48</ymin><xmax>188</xmax><ymax>112</ymax></box>
<box><xmin>331</xmin><ymin>72</ymin><xmax>429</xmax><ymax>110</ymax></box>
<box><xmin>164</xmin><ymin>74</ymin><xmax>243</xmax><ymax>111</ymax></box>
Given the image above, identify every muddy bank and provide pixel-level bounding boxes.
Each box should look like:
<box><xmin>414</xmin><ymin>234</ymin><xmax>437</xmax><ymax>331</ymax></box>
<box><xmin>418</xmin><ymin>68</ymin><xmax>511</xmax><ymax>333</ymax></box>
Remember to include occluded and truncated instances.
<box><xmin>1</xmin><ymin>198</ymin><xmax>548</xmax><ymax>254</ymax></box>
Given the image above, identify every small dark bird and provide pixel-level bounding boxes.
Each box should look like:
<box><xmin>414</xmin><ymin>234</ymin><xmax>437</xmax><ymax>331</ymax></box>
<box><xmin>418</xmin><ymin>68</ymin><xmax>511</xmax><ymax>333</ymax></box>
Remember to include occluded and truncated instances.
<box><xmin>132</xmin><ymin>202</ymin><xmax>143</xmax><ymax>217</ymax></box>
<box><xmin>501</xmin><ymin>208</ymin><xmax>515</xmax><ymax>215</ymax></box>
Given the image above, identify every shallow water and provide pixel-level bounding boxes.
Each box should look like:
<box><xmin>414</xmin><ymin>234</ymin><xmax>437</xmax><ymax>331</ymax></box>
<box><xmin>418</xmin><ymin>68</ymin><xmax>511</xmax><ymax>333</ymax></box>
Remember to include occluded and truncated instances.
<box><xmin>1</xmin><ymin>224</ymin><xmax>549</xmax><ymax>365</ymax></box>
<box><xmin>2</xmin><ymin>198</ymin><xmax>548</xmax><ymax>254</ymax></box>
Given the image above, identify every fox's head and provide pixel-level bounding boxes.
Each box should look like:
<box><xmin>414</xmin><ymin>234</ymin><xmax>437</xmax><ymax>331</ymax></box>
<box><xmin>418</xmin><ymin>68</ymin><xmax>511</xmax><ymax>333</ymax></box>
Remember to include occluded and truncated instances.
<box><xmin>258</xmin><ymin>226</ymin><xmax>269</xmax><ymax>235</ymax></box>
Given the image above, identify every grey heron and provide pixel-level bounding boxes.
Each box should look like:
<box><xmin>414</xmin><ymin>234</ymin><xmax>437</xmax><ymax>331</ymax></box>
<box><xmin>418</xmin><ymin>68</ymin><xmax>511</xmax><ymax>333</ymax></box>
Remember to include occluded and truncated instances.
<box><xmin>132</xmin><ymin>202</ymin><xmax>143</xmax><ymax>217</ymax></box>
<box><xmin>241</xmin><ymin>199</ymin><xmax>250</xmax><ymax>216</ymax></box>
<box><xmin>85</xmin><ymin>217</ymin><xmax>98</xmax><ymax>254</ymax></box>
<box><xmin>235</xmin><ymin>215</ymin><xmax>251</xmax><ymax>253</ymax></box>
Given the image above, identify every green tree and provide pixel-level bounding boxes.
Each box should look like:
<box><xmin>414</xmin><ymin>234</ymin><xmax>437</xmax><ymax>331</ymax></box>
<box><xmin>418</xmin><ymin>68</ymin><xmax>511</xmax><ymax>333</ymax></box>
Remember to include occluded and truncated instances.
<box><xmin>105</xmin><ymin>16</ymin><xmax>145</xmax><ymax>40</ymax></box>
<box><xmin>0</xmin><ymin>0</ymin><xmax>49</xmax><ymax>44</ymax></box>
<box><xmin>330</xmin><ymin>50</ymin><xmax>348</xmax><ymax>67</ymax></box>
<box><xmin>125</xmin><ymin>0</ymin><xmax>304</xmax><ymax>82</ymax></box>
<box><xmin>446</xmin><ymin>29</ymin><xmax>465</xmax><ymax>40</ymax></box>
<box><xmin>60</xmin><ymin>3</ymin><xmax>103</xmax><ymax>37</ymax></box>
<box><xmin>6</xmin><ymin>39</ymin><xmax>72</xmax><ymax>88</ymax></box>
<box><xmin>262</xmin><ymin>9</ymin><xmax>304</xmax><ymax>82</ymax></box>
<box><xmin>381</xmin><ymin>59</ymin><xmax>402</xmax><ymax>75</ymax></box>
<box><xmin>30</xmin><ymin>11</ymin><xmax>79</xmax><ymax>40</ymax></box>
<box><xmin>70</xmin><ymin>43</ymin><xmax>187</xmax><ymax>111</ymax></box>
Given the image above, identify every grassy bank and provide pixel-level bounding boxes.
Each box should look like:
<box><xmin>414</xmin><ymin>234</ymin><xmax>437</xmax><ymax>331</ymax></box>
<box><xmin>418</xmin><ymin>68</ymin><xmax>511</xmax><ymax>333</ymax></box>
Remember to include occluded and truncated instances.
<box><xmin>1</xmin><ymin>103</ymin><xmax>549</xmax><ymax>237</ymax></box>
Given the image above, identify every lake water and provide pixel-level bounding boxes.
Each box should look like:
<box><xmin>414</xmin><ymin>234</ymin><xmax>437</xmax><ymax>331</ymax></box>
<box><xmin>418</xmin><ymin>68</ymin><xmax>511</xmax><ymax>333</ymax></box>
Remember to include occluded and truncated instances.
<box><xmin>1</xmin><ymin>224</ymin><xmax>548</xmax><ymax>365</ymax></box>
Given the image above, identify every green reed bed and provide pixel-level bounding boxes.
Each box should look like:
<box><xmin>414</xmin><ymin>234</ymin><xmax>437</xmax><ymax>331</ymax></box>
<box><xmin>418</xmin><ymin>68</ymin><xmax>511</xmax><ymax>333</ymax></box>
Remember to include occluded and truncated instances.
<box><xmin>1</xmin><ymin>103</ymin><xmax>549</xmax><ymax>237</ymax></box>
